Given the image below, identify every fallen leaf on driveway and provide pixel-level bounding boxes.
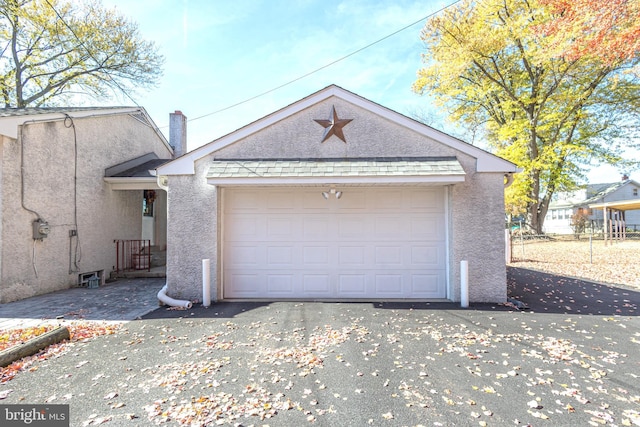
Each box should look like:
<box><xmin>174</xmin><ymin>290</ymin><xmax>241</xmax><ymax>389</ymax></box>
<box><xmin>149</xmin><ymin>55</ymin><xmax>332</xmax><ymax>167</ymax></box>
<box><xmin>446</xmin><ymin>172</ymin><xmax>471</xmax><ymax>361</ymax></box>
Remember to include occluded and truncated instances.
<box><xmin>527</xmin><ymin>400</ymin><xmax>542</xmax><ymax>409</ymax></box>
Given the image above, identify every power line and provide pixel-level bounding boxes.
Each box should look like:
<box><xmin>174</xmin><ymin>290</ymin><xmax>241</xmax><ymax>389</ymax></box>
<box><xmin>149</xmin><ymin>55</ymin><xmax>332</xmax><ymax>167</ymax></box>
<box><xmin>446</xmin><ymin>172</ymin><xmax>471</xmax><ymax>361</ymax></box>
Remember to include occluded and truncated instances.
<box><xmin>185</xmin><ymin>0</ymin><xmax>463</xmax><ymax>125</ymax></box>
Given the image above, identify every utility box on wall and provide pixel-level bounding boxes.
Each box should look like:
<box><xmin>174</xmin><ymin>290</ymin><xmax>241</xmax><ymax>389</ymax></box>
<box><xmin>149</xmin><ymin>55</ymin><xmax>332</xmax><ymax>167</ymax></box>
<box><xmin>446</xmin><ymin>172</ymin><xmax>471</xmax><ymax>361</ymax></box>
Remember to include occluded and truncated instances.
<box><xmin>32</xmin><ymin>219</ymin><xmax>50</xmax><ymax>240</ymax></box>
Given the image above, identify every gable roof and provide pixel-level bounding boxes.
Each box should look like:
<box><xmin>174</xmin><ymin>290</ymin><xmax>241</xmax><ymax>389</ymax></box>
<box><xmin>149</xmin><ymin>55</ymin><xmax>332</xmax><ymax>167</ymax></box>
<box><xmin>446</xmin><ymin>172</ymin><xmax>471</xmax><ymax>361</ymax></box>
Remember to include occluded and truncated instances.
<box><xmin>581</xmin><ymin>179</ymin><xmax>640</xmax><ymax>206</ymax></box>
<box><xmin>0</xmin><ymin>106</ymin><xmax>170</xmax><ymax>151</ymax></box>
<box><xmin>157</xmin><ymin>85</ymin><xmax>518</xmax><ymax>176</ymax></box>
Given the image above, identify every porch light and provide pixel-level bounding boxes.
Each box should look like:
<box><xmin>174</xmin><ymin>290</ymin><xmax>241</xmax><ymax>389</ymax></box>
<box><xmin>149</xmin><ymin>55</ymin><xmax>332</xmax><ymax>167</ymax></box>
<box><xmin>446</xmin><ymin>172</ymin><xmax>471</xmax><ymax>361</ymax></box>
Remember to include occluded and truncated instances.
<box><xmin>322</xmin><ymin>188</ymin><xmax>342</xmax><ymax>199</ymax></box>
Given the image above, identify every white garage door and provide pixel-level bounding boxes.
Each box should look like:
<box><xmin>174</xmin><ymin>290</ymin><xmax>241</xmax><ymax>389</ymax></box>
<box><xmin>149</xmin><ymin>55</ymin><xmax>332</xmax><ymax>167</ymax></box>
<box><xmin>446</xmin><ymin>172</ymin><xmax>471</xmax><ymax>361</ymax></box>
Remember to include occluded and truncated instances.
<box><xmin>222</xmin><ymin>187</ymin><xmax>447</xmax><ymax>299</ymax></box>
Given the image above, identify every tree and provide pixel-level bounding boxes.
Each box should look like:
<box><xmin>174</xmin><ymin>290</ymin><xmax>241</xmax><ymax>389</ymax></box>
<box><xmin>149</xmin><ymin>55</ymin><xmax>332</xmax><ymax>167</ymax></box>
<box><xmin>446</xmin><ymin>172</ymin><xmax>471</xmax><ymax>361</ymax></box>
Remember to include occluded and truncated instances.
<box><xmin>570</xmin><ymin>209</ymin><xmax>588</xmax><ymax>238</ymax></box>
<box><xmin>538</xmin><ymin>0</ymin><xmax>640</xmax><ymax>64</ymax></box>
<box><xmin>0</xmin><ymin>0</ymin><xmax>163</xmax><ymax>108</ymax></box>
<box><xmin>413</xmin><ymin>0</ymin><xmax>640</xmax><ymax>233</ymax></box>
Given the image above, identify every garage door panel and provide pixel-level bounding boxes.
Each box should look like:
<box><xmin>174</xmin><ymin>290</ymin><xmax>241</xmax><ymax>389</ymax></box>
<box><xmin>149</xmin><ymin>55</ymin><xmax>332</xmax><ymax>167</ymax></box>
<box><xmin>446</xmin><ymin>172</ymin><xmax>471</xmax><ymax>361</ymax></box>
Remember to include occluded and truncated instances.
<box><xmin>223</xmin><ymin>187</ymin><xmax>447</xmax><ymax>299</ymax></box>
<box><xmin>338</xmin><ymin>275</ymin><xmax>366</xmax><ymax>294</ymax></box>
<box><xmin>411</xmin><ymin>246</ymin><xmax>445</xmax><ymax>267</ymax></box>
<box><xmin>301</xmin><ymin>192</ymin><xmax>332</xmax><ymax>209</ymax></box>
<box><xmin>227</xmin><ymin>244</ymin><xmax>261</xmax><ymax>267</ymax></box>
<box><xmin>337</xmin><ymin>191</ymin><xmax>366</xmax><ymax>209</ymax></box>
<box><xmin>303</xmin><ymin>246</ymin><xmax>330</xmax><ymax>265</ymax></box>
<box><xmin>408</xmin><ymin>188</ymin><xmax>444</xmax><ymax>211</ymax></box>
<box><xmin>375</xmin><ymin>274</ymin><xmax>403</xmax><ymax>295</ymax></box>
<box><xmin>267</xmin><ymin>275</ymin><xmax>294</xmax><ymax>294</ymax></box>
<box><xmin>267</xmin><ymin>246</ymin><xmax>293</xmax><ymax>265</ymax></box>
<box><xmin>227</xmin><ymin>215</ymin><xmax>262</xmax><ymax>238</ymax></box>
<box><xmin>410</xmin><ymin>216</ymin><xmax>444</xmax><ymax>240</ymax></box>
<box><xmin>411</xmin><ymin>274</ymin><xmax>445</xmax><ymax>295</ymax></box>
<box><xmin>267</xmin><ymin>192</ymin><xmax>296</xmax><ymax>210</ymax></box>
<box><xmin>338</xmin><ymin>246</ymin><xmax>366</xmax><ymax>265</ymax></box>
<box><xmin>226</xmin><ymin>190</ymin><xmax>263</xmax><ymax>211</ymax></box>
<box><xmin>303</xmin><ymin>275</ymin><xmax>331</xmax><ymax>294</ymax></box>
<box><xmin>373</xmin><ymin>190</ymin><xmax>403</xmax><ymax>209</ymax></box>
<box><xmin>338</xmin><ymin>217</ymin><xmax>368</xmax><ymax>239</ymax></box>
<box><xmin>374</xmin><ymin>217</ymin><xmax>406</xmax><ymax>239</ymax></box>
<box><xmin>303</xmin><ymin>217</ymin><xmax>330</xmax><ymax>239</ymax></box>
<box><xmin>266</xmin><ymin>217</ymin><xmax>297</xmax><ymax>237</ymax></box>
<box><xmin>374</xmin><ymin>246</ymin><xmax>403</xmax><ymax>265</ymax></box>
<box><xmin>228</xmin><ymin>274</ymin><xmax>261</xmax><ymax>296</ymax></box>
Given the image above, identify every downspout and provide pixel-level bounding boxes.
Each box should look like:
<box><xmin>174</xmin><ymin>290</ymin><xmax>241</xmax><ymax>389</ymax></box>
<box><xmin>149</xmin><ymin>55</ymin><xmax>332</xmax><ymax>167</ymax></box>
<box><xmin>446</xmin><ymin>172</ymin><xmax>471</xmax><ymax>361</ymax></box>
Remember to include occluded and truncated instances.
<box><xmin>157</xmin><ymin>284</ymin><xmax>192</xmax><ymax>309</ymax></box>
<box><xmin>153</xmin><ymin>174</ymin><xmax>192</xmax><ymax>308</ymax></box>
<box><xmin>156</xmin><ymin>174</ymin><xmax>168</xmax><ymax>192</ymax></box>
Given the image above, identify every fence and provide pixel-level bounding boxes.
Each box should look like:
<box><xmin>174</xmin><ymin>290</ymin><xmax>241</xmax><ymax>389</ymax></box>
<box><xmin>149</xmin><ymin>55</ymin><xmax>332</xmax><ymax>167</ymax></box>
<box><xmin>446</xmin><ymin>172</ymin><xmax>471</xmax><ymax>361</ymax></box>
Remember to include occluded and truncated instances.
<box><xmin>114</xmin><ymin>239</ymin><xmax>151</xmax><ymax>273</ymax></box>
<box><xmin>507</xmin><ymin>229</ymin><xmax>640</xmax><ymax>263</ymax></box>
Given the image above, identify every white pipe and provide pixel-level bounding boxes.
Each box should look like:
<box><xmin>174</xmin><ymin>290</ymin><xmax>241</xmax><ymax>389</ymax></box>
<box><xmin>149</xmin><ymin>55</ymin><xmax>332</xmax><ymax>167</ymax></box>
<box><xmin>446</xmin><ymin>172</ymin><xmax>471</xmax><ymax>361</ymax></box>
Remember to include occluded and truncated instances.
<box><xmin>460</xmin><ymin>260</ymin><xmax>469</xmax><ymax>308</ymax></box>
<box><xmin>505</xmin><ymin>229</ymin><xmax>511</xmax><ymax>264</ymax></box>
<box><xmin>202</xmin><ymin>259</ymin><xmax>211</xmax><ymax>307</ymax></box>
<box><xmin>157</xmin><ymin>284</ymin><xmax>192</xmax><ymax>309</ymax></box>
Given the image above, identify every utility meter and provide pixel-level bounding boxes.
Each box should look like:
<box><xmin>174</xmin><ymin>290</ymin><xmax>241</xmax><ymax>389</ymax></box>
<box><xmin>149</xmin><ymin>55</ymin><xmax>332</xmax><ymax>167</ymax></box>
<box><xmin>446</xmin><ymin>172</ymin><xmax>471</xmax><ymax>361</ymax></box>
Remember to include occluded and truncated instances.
<box><xmin>33</xmin><ymin>219</ymin><xmax>50</xmax><ymax>240</ymax></box>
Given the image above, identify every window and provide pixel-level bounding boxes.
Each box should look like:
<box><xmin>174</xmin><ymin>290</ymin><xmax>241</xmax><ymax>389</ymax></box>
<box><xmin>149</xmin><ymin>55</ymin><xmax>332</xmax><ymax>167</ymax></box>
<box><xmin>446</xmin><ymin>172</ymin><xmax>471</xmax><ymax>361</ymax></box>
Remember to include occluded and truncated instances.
<box><xmin>552</xmin><ymin>210</ymin><xmax>558</xmax><ymax>220</ymax></box>
<box><xmin>634</xmin><ymin>188</ymin><xmax>638</xmax><ymax>197</ymax></box>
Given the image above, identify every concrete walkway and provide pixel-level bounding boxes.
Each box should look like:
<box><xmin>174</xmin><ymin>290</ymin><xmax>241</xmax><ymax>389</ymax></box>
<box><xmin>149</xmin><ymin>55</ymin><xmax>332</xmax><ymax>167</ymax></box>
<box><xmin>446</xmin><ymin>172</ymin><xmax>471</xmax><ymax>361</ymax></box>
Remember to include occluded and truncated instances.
<box><xmin>0</xmin><ymin>277</ymin><xmax>166</xmax><ymax>330</ymax></box>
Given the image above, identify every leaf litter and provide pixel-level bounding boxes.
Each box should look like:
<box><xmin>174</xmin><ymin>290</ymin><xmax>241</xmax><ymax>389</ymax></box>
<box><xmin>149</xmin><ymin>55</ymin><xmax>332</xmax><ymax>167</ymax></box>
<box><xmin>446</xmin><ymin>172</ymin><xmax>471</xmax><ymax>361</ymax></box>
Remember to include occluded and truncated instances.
<box><xmin>0</xmin><ymin>292</ymin><xmax>637</xmax><ymax>426</ymax></box>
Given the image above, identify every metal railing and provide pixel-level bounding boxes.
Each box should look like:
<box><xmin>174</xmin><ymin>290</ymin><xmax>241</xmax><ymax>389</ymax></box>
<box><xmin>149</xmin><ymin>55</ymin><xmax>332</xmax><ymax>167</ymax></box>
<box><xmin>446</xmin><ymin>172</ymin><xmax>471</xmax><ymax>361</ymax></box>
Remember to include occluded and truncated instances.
<box><xmin>114</xmin><ymin>239</ymin><xmax>151</xmax><ymax>273</ymax></box>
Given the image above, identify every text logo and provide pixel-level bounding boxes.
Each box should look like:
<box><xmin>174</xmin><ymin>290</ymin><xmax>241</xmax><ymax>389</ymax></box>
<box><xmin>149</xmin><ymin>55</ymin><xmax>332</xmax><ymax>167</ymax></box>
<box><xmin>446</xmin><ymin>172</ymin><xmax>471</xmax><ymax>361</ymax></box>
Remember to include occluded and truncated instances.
<box><xmin>0</xmin><ymin>405</ymin><xmax>69</xmax><ymax>426</ymax></box>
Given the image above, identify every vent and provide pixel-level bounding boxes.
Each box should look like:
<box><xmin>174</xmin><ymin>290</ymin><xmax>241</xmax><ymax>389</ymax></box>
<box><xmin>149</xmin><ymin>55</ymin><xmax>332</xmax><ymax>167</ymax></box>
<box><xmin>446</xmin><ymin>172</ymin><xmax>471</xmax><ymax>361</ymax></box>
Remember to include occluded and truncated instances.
<box><xmin>78</xmin><ymin>270</ymin><xmax>104</xmax><ymax>288</ymax></box>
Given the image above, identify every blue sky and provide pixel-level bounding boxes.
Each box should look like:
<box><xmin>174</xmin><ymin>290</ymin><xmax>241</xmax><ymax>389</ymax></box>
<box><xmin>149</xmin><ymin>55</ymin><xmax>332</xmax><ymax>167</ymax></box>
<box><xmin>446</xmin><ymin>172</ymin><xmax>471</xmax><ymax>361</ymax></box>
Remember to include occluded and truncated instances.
<box><xmin>101</xmin><ymin>0</ymin><xmax>625</xmax><ymax>183</ymax></box>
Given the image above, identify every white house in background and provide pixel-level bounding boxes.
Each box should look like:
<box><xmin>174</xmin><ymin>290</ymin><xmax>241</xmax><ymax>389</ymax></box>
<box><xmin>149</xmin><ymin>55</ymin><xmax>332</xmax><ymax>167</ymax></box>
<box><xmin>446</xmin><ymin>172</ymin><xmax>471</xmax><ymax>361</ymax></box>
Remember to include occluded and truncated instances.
<box><xmin>157</xmin><ymin>85</ymin><xmax>518</xmax><ymax>304</ymax></box>
<box><xmin>544</xmin><ymin>177</ymin><xmax>640</xmax><ymax>234</ymax></box>
<box><xmin>0</xmin><ymin>107</ymin><xmax>177</xmax><ymax>303</ymax></box>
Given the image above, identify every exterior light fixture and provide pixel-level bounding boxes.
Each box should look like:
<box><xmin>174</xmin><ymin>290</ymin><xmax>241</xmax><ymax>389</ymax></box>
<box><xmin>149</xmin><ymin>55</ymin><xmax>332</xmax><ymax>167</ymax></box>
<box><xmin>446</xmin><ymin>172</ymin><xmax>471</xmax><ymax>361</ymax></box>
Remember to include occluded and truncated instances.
<box><xmin>321</xmin><ymin>188</ymin><xmax>342</xmax><ymax>199</ymax></box>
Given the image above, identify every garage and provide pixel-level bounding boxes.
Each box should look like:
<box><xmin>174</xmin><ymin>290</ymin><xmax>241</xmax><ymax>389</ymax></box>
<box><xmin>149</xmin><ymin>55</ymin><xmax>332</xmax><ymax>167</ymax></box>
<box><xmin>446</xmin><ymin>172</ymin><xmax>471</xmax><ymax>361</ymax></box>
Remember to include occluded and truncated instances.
<box><xmin>158</xmin><ymin>85</ymin><xmax>518</xmax><ymax>303</ymax></box>
<box><xmin>222</xmin><ymin>186</ymin><xmax>447</xmax><ymax>299</ymax></box>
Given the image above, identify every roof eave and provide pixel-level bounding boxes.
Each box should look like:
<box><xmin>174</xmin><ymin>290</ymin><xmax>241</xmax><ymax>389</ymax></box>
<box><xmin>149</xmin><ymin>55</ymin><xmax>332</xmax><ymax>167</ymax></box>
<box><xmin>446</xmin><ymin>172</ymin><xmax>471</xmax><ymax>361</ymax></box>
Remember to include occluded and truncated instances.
<box><xmin>104</xmin><ymin>176</ymin><xmax>160</xmax><ymax>190</ymax></box>
<box><xmin>207</xmin><ymin>174</ymin><xmax>466</xmax><ymax>186</ymax></box>
<box><xmin>0</xmin><ymin>107</ymin><xmax>172</xmax><ymax>154</ymax></box>
<box><xmin>0</xmin><ymin>107</ymin><xmax>142</xmax><ymax>139</ymax></box>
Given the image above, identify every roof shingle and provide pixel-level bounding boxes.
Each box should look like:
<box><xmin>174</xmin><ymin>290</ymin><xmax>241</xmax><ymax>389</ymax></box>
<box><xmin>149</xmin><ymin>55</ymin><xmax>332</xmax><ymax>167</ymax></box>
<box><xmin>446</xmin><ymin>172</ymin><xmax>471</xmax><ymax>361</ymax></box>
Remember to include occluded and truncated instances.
<box><xmin>207</xmin><ymin>157</ymin><xmax>465</xmax><ymax>179</ymax></box>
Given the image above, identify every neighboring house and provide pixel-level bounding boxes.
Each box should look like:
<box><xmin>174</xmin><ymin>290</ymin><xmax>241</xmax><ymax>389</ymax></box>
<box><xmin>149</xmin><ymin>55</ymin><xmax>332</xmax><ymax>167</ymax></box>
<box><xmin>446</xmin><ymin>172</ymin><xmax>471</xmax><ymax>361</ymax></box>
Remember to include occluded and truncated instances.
<box><xmin>544</xmin><ymin>178</ymin><xmax>640</xmax><ymax>234</ymax></box>
<box><xmin>157</xmin><ymin>85</ymin><xmax>518</xmax><ymax>303</ymax></box>
<box><xmin>0</xmin><ymin>107</ymin><xmax>179</xmax><ymax>303</ymax></box>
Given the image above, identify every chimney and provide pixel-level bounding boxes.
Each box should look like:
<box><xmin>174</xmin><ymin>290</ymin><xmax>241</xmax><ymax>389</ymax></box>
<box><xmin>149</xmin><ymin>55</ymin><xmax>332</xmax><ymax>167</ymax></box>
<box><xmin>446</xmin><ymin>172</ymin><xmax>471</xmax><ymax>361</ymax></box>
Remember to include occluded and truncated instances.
<box><xmin>622</xmin><ymin>173</ymin><xmax>630</xmax><ymax>181</ymax></box>
<box><xmin>169</xmin><ymin>110</ymin><xmax>187</xmax><ymax>158</ymax></box>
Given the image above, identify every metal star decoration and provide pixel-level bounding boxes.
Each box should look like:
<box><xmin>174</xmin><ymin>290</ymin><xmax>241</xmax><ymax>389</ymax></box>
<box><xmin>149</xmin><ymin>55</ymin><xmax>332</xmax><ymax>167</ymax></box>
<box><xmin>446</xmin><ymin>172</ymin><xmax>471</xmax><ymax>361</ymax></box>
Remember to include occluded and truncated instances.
<box><xmin>314</xmin><ymin>105</ymin><xmax>353</xmax><ymax>143</ymax></box>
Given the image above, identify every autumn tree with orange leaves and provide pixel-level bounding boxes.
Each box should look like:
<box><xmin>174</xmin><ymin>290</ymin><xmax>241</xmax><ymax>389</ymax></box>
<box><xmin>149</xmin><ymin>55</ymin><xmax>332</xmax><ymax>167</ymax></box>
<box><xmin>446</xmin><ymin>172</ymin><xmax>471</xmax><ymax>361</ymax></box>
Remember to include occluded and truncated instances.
<box><xmin>539</xmin><ymin>0</ymin><xmax>640</xmax><ymax>64</ymax></box>
<box><xmin>414</xmin><ymin>0</ymin><xmax>640</xmax><ymax>233</ymax></box>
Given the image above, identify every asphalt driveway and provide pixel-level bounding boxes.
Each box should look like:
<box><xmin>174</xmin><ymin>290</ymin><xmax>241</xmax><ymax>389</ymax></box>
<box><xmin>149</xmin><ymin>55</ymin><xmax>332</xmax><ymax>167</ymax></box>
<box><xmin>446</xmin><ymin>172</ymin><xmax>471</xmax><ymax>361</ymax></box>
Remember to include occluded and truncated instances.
<box><xmin>0</xmin><ymin>268</ymin><xmax>638</xmax><ymax>426</ymax></box>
